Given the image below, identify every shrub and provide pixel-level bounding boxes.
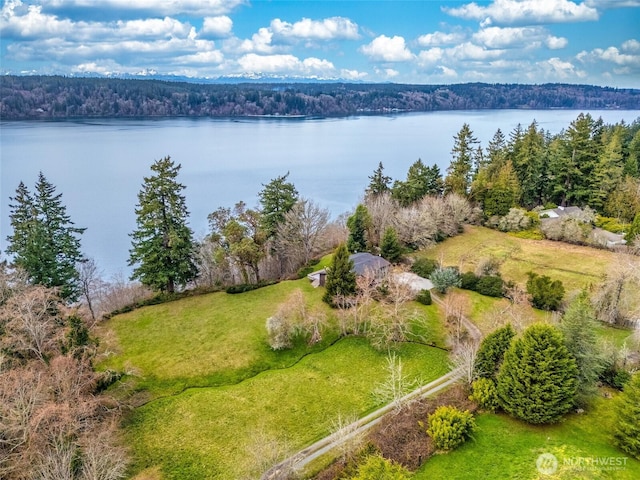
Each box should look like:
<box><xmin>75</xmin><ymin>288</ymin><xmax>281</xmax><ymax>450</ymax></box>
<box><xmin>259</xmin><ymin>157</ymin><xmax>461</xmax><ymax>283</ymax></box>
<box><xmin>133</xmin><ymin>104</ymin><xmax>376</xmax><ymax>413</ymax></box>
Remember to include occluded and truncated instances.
<box><xmin>469</xmin><ymin>378</ymin><xmax>499</xmax><ymax>412</ymax></box>
<box><xmin>474</xmin><ymin>324</ymin><xmax>515</xmax><ymax>379</ymax></box>
<box><xmin>266</xmin><ymin>315</ymin><xmax>294</xmax><ymax>350</ymax></box>
<box><xmin>497</xmin><ymin>324</ymin><xmax>578</xmax><ymax>424</ymax></box>
<box><xmin>429</xmin><ymin>267</ymin><xmax>461</xmax><ymax>294</ymax></box>
<box><xmin>415</xmin><ymin>289</ymin><xmax>432</xmax><ymax>305</ymax></box>
<box><xmin>226</xmin><ymin>280</ymin><xmax>278</xmax><ymax>294</ymax></box>
<box><xmin>348</xmin><ymin>454</ymin><xmax>411</xmax><ymax>479</ymax></box>
<box><xmin>460</xmin><ymin>272</ymin><xmax>479</xmax><ymax>291</ymax></box>
<box><xmin>595</xmin><ymin>216</ymin><xmax>629</xmax><ymax>234</ymax></box>
<box><xmin>425</xmin><ymin>405</ymin><xmax>476</xmax><ymax>451</ymax></box>
<box><xmin>601</xmin><ymin>366</ymin><xmax>632</xmax><ymax>390</ymax></box>
<box><xmin>613</xmin><ymin>373</ymin><xmax>640</xmax><ymax>460</ymax></box>
<box><xmin>497</xmin><ymin>208</ymin><xmax>533</xmax><ymax>232</ymax></box>
<box><xmin>380</xmin><ymin>227</ymin><xmax>403</xmax><ymax>263</ymax></box>
<box><xmin>475</xmin><ymin>275</ymin><xmax>504</xmax><ymax>297</ymax></box>
<box><xmin>411</xmin><ymin>257</ymin><xmax>438</xmax><ymax>278</ymax></box>
<box><xmin>526</xmin><ymin>272</ymin><xmax>565</xmax><ymax>311</ymax></box>
<box><xmin>297</xmin><ymin>258</ymin><xmax>321</xmax><ymax>278</ymax></box>
<box><xmin>475</xmin><ymin>257</ymin><xmax>502</xmax><ymax>277</ymax></box>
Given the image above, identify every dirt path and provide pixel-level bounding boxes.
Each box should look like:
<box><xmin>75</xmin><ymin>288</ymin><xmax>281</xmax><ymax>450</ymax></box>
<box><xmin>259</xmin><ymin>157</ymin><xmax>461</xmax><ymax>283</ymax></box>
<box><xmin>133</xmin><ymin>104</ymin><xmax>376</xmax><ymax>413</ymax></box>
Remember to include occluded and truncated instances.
<box><xmin>261</xmin><ymin>367</ymin><xmax>462</xmax><ymax>480</ymax></box>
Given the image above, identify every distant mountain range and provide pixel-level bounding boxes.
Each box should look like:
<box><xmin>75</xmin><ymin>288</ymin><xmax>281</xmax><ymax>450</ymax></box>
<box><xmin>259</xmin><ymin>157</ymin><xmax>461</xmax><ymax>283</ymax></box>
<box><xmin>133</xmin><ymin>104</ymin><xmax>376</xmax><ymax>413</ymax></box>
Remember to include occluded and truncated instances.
<box><xmin>1</xmin><ymin>75</ymin><xmax>639</xmax><ymax>120</ymax></box>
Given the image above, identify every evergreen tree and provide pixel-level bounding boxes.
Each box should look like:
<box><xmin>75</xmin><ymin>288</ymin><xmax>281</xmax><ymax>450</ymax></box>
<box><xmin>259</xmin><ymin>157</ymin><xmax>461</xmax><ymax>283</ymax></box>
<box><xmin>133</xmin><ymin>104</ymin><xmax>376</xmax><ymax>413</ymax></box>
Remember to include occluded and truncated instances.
<box><xmin>6</xmin><ymin>173</ymin><xmax>85</xmax><ymax>301</ymax></box>
<box><xmin>613</xmin><ymin>373</ymin><xmax>640</xmax><ymax>460</ymax></box>
<box><xmin>623</xmin><ymin>129</ymin><xmax>640</xmax><ymax>178</ymax></box>
<box><xmin>258</xmin><ymin>172</ymin><xmax>298</xmax><ymax>238</ymax></box>
<box><xmin>391</xmin><ymin>159</ymin><xmax>442</xmax><ymax>206</ymax></box>
<box><xmin>483</xmin><ymin>160</ymin><xmax>521</xmax><ymax>217</ymax></box>
<box><xmin>590</xmin><ymin>125</ymin><xmax>625</xmax><ymax>212</ymax></box>
<box><xmin>347</xmin><ymin>204</ymin><xmax>371</xmax><ymax>253</ymax></box>
<box><xmin>513</xmin><ymin>121</ymin><xmax>546</xmax><ymax>208</ymax></box>
<box><xmin>497</xmin><ymin>323</ymin><xmax>578</xmax><ymax>424</ymax></box>
<box><xmin>129</xmin><ymin>156</ymin><xmax>198</xmax><ymax>293</ymax></box>
<box><xmin>474</xmin><ymin>324</ymin><xmax>515</xmax><ymax>379</ymax></box>
<box><xmin>366</xmin><ymin>161</ymin><xmax>392</xmax><ymax>196</ymax></box>
<box><xmin>380</xmin><ymin>227</ymin><xmax>402</xmax><ymax>263</ymax></box>
<box><xmin>526</xmin><ymin>272</ymin><xmax>565</xmax><ymax>311</ymax></box>
<box><xmin>625</xmin><ymin>212</ymin><xmax>640</xmax><ymax>245</ymax></box>
<box><xmin>559</xmin><ymin>291</ymin><xmax>605</xmax><ymax>403</ymax></box>
<box><xmin>445</xmin><ymin>123</ymin><xmax>479</xmax><ymax>196</ymax></box>
<box><xmin>323</xmin><ymin>243</ymin><xmax>356</xmax><ymax>306</ymax></box>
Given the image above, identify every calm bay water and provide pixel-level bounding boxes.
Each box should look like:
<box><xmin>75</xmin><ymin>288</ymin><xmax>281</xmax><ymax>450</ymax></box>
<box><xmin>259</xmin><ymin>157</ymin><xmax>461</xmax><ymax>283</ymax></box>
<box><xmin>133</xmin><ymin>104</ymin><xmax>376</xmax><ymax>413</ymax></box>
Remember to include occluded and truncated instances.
<box><xmin>2</xmin><ymin>110</ymin><xmax>639</xmax><ymax>276</ymax></box>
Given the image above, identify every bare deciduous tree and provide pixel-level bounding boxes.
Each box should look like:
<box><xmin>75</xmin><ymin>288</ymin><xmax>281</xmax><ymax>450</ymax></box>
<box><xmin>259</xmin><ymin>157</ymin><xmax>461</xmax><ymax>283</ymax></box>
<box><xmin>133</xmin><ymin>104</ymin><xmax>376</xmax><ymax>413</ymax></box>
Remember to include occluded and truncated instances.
<box><xmin>373</xmin><ymin>352</ymin><xmax>418</xmax><ymax>413</ymax></box>
<box><xmin>1</xmin><ymin>286</ymin><xmax>61</xmax><ymax>363</ymax></box>
<box><xmin>275</xmin><ymin>199</ymin><xmax>330</xmax><ymax>274</ymax></box>
<box><xmin>78</xmin><ymin>257</ymin><xmax>103</xmax><ymax>324</ymax></box>
<box><xmin>329</xmin><ymin>413</ymin><xmax>366</xmax><ymax>463</ymax></box>
<box><xmin>450</xmin><ymin>341</ymin><xmax>479</xmax><ymax>388</ymax></box>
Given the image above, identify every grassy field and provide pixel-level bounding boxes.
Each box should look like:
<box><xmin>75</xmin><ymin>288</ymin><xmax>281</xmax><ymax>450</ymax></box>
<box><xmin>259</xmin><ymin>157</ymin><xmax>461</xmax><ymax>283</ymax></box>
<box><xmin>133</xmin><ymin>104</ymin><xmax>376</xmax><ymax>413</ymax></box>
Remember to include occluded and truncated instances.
<box><xmin>420</xmin><ymin>226</ymin><xmax>619</xmax><ymax>292</ymax></box>
<box><xmin>126</xmin><ymin>338</ymin><xmax>449</xmax><ymax>479</ymax></box>
<box><xmin>97</xmin><ymin>278</ymin><xmax>449</xmax><ymax>479</ymax></box>
<box><xmin>415</xmin><ymin>391</ymin><xmax>640</xmax><ymax>479</ymax></box>
<box><xmin>97</xmin><ymin>279</ymin><xmax>338</xmax><ymax>398</ymax></box>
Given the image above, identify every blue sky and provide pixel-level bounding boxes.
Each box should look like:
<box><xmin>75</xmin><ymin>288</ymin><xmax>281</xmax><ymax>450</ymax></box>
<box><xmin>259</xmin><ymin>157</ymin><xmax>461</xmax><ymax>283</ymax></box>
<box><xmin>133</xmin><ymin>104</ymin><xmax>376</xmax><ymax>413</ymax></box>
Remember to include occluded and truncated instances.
<box><xmin>1</xmin><ymin>0</ymin><xmax>640</xmax><ymax>86</ymax></box>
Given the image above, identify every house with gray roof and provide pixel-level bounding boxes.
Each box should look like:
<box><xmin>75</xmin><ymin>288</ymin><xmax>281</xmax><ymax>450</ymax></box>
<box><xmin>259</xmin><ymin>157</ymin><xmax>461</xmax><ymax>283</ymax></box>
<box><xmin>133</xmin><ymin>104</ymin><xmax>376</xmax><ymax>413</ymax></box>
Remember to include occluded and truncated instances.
<box><xmin>307</xmin><ymin>252</ymin><xmax>390</xmax><ymax>288</ymax></box>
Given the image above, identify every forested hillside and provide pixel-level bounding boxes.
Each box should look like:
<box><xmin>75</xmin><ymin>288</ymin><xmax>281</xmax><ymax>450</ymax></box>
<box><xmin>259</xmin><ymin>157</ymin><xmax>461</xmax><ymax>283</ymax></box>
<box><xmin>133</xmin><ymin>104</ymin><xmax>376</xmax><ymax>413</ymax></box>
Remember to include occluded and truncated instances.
<box><xmin>1</xmin><ymin>75</ymin><xmax>639</xmax><ymax>119</ymax></box>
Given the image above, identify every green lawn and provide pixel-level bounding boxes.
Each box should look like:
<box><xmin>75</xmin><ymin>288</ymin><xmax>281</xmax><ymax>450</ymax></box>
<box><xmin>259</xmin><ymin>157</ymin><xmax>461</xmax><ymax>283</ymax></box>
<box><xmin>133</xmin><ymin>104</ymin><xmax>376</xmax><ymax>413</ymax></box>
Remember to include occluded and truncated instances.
<box><xmin>420</xmin><ymin>226</ymin><xmax>619</xmax><ymax>292</ymax></box>
<box><xmin>98</xmin><ymin>279</ymin><xmax>339</xmax><ymax>397</ymax></box>
<box><xmin>125</xmin><ymin>338</ymin><xmax>449</xmax><ymax>480</ymax></box>
<box><xmin>415</xmin><ymin>392</ymin><xmax>640</xmax><ymax>479</ymax></box>
<box><xmin>98</xmin><ymin>278</ymin><xmax>450</xmax><ymax>479</ymax></box>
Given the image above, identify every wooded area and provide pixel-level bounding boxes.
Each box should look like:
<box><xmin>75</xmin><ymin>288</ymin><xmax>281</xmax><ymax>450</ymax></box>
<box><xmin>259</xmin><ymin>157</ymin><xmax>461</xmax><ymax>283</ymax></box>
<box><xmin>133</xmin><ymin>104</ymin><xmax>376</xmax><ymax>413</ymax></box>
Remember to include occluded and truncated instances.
<box><xmin>1</xmin><ymin>75</ymin><xmax>639</xmax><ymax>119</ymax></box>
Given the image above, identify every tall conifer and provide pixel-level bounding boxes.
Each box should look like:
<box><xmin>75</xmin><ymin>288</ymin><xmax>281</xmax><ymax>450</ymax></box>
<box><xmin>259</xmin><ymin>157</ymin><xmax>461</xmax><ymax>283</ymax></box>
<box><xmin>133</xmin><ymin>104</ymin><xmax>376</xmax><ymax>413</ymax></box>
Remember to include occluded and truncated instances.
<box><xmin>129</xmin><ymin>156</ymin><xmax>197</xmax><ymax>293</ymax></box>
<box><xmin>497</xmin><ymin>323</ymin><xmax>577</xmax><ymax>424</ymax></box>
<box><xmin>6</xmin><ymin>173</ymin><xmax>85</xmax><ymax>300</ymax></box>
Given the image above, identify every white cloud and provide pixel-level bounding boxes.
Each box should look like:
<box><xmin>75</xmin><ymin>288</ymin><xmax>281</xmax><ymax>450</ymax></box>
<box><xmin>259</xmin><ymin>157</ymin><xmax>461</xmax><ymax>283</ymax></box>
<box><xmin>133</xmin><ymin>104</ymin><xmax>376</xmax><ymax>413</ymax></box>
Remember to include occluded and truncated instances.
<box><xmin>473</xmin><ymin>26</ymin><xmax>566</xmax><ymax>50</ymax></box>
<box><xmin>417</xmin><ymin>48</ymin><xmax>444</xmax><ymax>66</ymax></box>
<box><xmin>539</xmin><ymin>57</ymin><xmax>587</xmax><ymax>79</ymax></box>
<box><xmin>622</xmin><ymin>39</ymin><xmax>640</xmax><ymax>52</ymax></box>
<box><xmin>236</xmin><ymin>53</ymin><xmax>336</xmax><ymax>76</ymax></box>
<box><xmin>438</xmin><ymin>65</ymin><xmax>458</xmax><ymax>78</ymax></box>
<box><xmin>449</xmin><ymin>42</ymin><xmax>505</xmax><ymax>61</ymax></box>
<box><xmin>270</xmin><ymin>17</ymin><xmax>359</xmax><ymax>41</ymax></box>
<box><xmin>444</xmin><ymin>0</ymin><xmax>599</xmax><ymax>26</ymax></box>
<box><xmin>340</xmin><ymin>68</ymin><xmax>368</xmax><ymax>80</ymax></box>
<box><xmin>596</xmin><ymin>47</ymin><xmax>640</xmax><ymax>66</ymax></box>
<box><xmin>175</xmin><ymin>50</ymin><xmax>224</xmax><ymax>65</ymax></box>
<box><xmin>360</xmin><ymin>35</ymin><xmax>414</xmax><ymax>62</ymax></box>
<box><xmin>2</xmin><ymin>1</ymin><xmax>74</xmax><ymax>38</ymax></box>
<box><xmin>416</xmin><ymin>31</ymin><xmax>465</xmax><ymax>47</ymax></box>
<box><xmin>546</xmin><ymin>36</ymin><xmax>568</xmax><ymax>50</ymax></box>
<box><xmin>201</xmin><ymin>16</ymin><xmax>233</xmax><ymax>38</ymax></box>
<box><xmin>585</xmin><ymin>0</ymin><xmax>640</xmax><ymax>8</ymax></box>
<box><xmin>374</xmin><ymin>68</ymin><xmax>400</xmax><ymax>80</ymax></box>
<box><xmin>234</xmin><ymin>27</ymin><xmax>276</xmax><ymax>54</ymax></box>
<box><xmin>42</xmin><ymin>0</ymin><xmax>247</xmax><ymax>16</ymax></box>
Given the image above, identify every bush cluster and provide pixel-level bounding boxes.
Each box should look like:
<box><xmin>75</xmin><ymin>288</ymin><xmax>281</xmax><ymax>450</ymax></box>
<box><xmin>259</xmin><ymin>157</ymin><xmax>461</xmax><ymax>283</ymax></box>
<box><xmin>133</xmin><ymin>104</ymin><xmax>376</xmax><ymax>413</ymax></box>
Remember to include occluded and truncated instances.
<box><xmin>225</xmin><ymin>280</ymin><xmax>278</xmax><ymax>294</ymax></box>
<box><xmin>469</xmin><ymin>378</ymin><xmax>499</xmax><ymax>412</ymax></box>
<box><xmin>460</xmin><ymin>272</ymin><xmax>504</xmax><ymax>297</ymax></box>
<box><xmin>411</xmin><ymin>257</ymin><xmax>438</xmax><ymax>278</ymax></box>
<box><xmin>526</xmin><ymin>272</ymin><xmax>565</xmax><ymax>310</ymax></box>
<box><xmin>425</xmin><ymin>405</ymin><xmax>476</xmax><ymax>451</ymax></box>
<box><xmin>415</xmin><ymin>289</ymin><xmax>432</xmax><ymax>305</ymax></box>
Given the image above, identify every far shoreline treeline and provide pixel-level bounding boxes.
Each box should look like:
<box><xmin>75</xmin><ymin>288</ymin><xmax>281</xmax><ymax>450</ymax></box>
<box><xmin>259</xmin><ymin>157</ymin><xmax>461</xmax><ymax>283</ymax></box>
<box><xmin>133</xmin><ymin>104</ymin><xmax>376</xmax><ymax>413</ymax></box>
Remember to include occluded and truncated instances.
<box><xmin>1</xmin><ymin>75</ymin><xmax>639</xmax><ymax>120</ymax></box>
